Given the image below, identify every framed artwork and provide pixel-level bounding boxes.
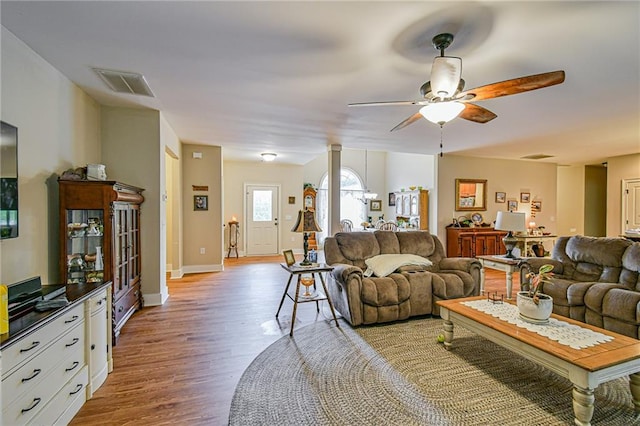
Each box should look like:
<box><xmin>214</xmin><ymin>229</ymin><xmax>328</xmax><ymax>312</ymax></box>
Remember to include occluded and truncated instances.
<box><xmin>370</xmin><ymin>200</ymin><xmax>382</xmax><ymax>211</ymax></box>
<box><xmin>283</xmin><ymin>249</ymin><xmax>295</xmax><ymax>266</ymax></box>
<box><xmin>288</xmin><ymin>196</ymin><xmax>295</xmax><ymax>204</ymax></box>
<box><xmin>388</xmin><ymin>192</ymin><xmax>396</xmax><ymax>207</ymax></box>
<box><xmin>495</xmin><ymin>192</ymin><xmax>506</xmax><ymax>203</ymax></box>
<box><xmin>531</xmin><ymin>200</ymin><xmax>542</xmax><ymax>213</ymax></box>
<box><xmin>194</xmin><ymin>195</ymin><xmax>208</xmax><ymax>211</ymax></box>
<box><xmin>507</xmin><ymin>199</ymin><xmax>518</xmax><ymax>212</ymax></box>
<box><xmin>520</xmin><ymin>192</ymin><xmax>530</xmax><ymax>203</ymax></box>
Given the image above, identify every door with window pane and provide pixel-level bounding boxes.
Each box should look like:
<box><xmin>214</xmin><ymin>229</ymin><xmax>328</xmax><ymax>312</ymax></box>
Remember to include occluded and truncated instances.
<box><xmin>246</xmin><ymin>185</ymin><xmax>279</xmax><ymax>255</ymax></box>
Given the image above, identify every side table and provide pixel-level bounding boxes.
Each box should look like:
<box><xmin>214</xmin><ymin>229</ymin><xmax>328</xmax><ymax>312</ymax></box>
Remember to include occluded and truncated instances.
<box><xmin>276</xmin><ymin>263</ymin><xmax>340</xmax><ymax>336</ymax></box>
<box><xmin>476</xmin><ymin>255</ymin><xmax>521</xmax><ymax>299</ymax></box>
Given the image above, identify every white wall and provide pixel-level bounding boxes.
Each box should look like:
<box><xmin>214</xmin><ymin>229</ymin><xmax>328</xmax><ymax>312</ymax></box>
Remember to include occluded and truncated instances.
<box><xmin>1</xmin><ymin>27</ymin><xmax>101</xmax><ymax>284</ymax></box>
<box><xmin>557</xmin><ymin>165</ymin><xmax>585</xmax><ymax>236</ymax></box>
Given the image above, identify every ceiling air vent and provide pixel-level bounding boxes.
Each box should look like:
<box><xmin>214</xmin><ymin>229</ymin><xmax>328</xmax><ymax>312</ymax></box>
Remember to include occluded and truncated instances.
<box><xmin>93</xmin><ymin>68</ymin><xmax>155</xmax><ymax>97</ymax></box>
<box><xmin>521</xmin><ymin>154</ymin><xmax>554</xmax><ymax>160</ymax></box>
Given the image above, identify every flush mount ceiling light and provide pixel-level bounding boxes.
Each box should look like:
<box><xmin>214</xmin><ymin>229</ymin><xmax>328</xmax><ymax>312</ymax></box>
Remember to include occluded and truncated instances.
<box><xmin>261</xmin><ymin>152</ymin><xmax>277</xmax><ymax>162</ymax></box>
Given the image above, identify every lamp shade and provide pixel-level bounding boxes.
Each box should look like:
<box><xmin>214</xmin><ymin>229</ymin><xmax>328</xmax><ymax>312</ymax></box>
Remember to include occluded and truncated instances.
<box><xmin>431</xmin><ymin>56</ymin><xmax>462</xmax><ymax>99</ymax></box>
<box><xmin>419</xmin><ymin>102</ymin><xmax>465</xmax><ymax>125</ymax></box>
<box><xmin>495</xmin><ymin>211</ymin><xmax>527</xmax><ymax>232</ymax></box>
<box><xmin>291</xmin><ymin>209</ymin><xmax>322</xmax><ymax>233</ymax></box>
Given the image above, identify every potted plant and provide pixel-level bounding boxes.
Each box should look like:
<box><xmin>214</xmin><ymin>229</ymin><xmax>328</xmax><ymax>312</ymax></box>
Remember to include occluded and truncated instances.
<box><xmin>517</xmin><ymin>264</ymin><xmax>554</xmax><ymax>323</ymax></box>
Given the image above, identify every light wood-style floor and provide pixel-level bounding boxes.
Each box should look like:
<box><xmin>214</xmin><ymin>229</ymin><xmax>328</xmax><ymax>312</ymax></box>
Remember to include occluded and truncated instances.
<box><xmin>70</xmin><ymin>254</ymin><xmax>518</xmax><ymax>426</ymax></box>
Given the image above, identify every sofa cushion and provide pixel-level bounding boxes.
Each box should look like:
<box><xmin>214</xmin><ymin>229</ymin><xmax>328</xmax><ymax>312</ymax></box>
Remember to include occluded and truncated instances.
<box><xmin>364</xmin><ymin>254</ymin><xmax>433</xmax><ymax>277</ymax></box>
<box><xmin>621</xmin><ymin>243</ymin><xmax>640</xmax><ymax>290</ymax></box>
<box><xmin>373</xmin><ymin>231</ymin><xmax>401</xmax><ymax>254</ymax></box>
<box><xmin>564</xmin><ymin>235</ymin><xmax>631</xmax><ymax>282</ymax></box>
<box><xmin>396</xmin><ymin>232</ymin><xmax>437</xmax><ymax>258</ymax></box>
<box><xmin>361</xmin><ymin>275</ymin><xmax>410</xmax><ymax>307</ymax></box>
<box><xmin>334</xmin><ymin>232</ymin><xmax>381</xmax><ymax>269</ymax></box>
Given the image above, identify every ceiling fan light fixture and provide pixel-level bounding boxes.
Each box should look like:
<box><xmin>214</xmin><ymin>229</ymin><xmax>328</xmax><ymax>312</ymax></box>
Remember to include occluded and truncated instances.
<box><xmin>419</xmin><ymin>102</ymin><xmax>465</xmax><ymax>125</ymax></box>
<box><xmin>430</xmin><ymin>56</ymin><xmax>462</xmax><ymax>100</ymax></box>
<box><xmin>261</xmin><ymin>152</ymin><xmax>277</xmax><ymax>162</ymax></box>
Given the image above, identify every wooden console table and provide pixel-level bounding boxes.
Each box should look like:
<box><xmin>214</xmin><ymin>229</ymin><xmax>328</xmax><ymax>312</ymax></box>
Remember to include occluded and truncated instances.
<box><xmin>446</xmin><ymin>227</ymin><xmax>507</xmax><ymax>258</ymax></box>
<box><xmin>476</xmin><ymin>255</ymin><xmax>520</xmax><ymax>299</ymax></box>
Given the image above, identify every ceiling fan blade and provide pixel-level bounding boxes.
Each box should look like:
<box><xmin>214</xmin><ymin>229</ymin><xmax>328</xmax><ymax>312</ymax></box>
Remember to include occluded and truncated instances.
<box><xmin>348</xmin><ymin>100</ymin><xmax>422</xmax><ymax>107</ymax></box>
<box><xmin>459</xmin><ymin>103</ymin><xmax>497</xmax><ymax>123</ymax></box>
<box><xmin>390</xmin><ymin>112</ymin><xmax>423</xmax><ymax>132</ymax></box>
<box><xmin>460</xmin><ymin>70</ymin><xmax>565</xmax><ymax>102</ymax></box>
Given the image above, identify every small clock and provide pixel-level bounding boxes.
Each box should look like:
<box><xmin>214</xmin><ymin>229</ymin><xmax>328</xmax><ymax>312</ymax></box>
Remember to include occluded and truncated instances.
<box><xmin>305</xmin><ymin>195</ymin><xmax>313</xmax><ymax>208</ymax></box>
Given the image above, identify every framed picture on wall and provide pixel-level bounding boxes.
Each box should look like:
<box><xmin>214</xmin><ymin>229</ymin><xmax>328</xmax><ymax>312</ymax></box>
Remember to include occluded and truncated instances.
<box><xmin>507</xmin><ymin>199</ymin><xmax>518</xmax><ymax>212</ymax></box>
<box><xmin>495</xmin><ymin>192</ymin><xmax>506</xmax><ymax>203</ymax></box>
<box><xmin>194</xmin><ymin>195</ymin><xmax>208</xmax><ymax>211</ymax></box>
<box><xmin>520</xmin><ymin>192</ymin><xmax>530</xmax><ymax>203</ymax></box>
<box><xmin>370</xmin><ymin>200</ymin><xmax>382</xmax><ymax>211</ymax></box>
<box><xmin>531</xmin><ymin>200</ymin><xmax>542</xmax><ymax>212</ymax></box>
<box><xmin>388</xmin><ymin>192</ymin><xmax>396</xmax><ymax>207</ymax></box>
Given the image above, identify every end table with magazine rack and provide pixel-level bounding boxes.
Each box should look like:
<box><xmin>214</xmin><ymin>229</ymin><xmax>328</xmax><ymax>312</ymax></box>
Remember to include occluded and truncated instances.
<box><xmin>476</xmin><ymin>255</ymin><xmax>521</xmax><ymax>299</ymax></box>
<box><xmin>276</xmin><ymin>263</ymin><xmax>340</xmax><ymax>336</ymax></box>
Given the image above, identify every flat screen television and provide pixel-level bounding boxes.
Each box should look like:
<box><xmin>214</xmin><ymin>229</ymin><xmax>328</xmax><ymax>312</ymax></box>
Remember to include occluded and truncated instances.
<box><xmin>1</xmin><ymin>121</ymin><xmax>18</xmax><ymax>239</ymax></box>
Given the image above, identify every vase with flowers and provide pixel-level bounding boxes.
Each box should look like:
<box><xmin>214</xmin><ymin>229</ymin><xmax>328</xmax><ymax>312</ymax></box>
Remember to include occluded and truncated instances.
<box><xmin>517</xmin><ymin>264</ymin><xmax>554</xmax><ymax>323</ymax></box>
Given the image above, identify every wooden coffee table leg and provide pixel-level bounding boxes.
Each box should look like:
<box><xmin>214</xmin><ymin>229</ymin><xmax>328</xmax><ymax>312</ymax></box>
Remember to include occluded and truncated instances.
<box><xmin>443</xmin><ymin>319</ymin><xmax>454</xmax><ymax>351</ymax></box>
<box><xmin>572</xmin><ymin>386</ymin><xmax>595</xmax><ymax>426</ymax></box>
<box><xmin>630</xmin><ymin>373</ymin><xmax>640</xmax><ymax>413</ymax></box>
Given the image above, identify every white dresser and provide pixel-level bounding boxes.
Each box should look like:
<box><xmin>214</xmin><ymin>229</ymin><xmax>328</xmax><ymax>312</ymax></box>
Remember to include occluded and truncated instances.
<box><xmin>1</xmin><ymin>283</ymin><xmax>112</xmax><ymax>425</ymax></box>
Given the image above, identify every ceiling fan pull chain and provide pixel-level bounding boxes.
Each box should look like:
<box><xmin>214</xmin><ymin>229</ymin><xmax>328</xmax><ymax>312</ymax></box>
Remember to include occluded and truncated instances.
<box><xmin>439</xmin><ymin>125</ymin><xmax>444</xmax><ymax>157</ymax></box>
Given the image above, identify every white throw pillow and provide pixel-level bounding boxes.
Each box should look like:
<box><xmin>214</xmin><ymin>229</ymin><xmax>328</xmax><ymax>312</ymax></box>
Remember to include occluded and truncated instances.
<box><xmin>364</xmin><ymin>254</ymin><xmax>433</xmax><ymax>277</ymax></box>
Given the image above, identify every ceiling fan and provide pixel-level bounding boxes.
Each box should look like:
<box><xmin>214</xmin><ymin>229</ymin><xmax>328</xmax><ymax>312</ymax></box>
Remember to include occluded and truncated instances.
<box><xmin>349</xmin><ymin>33</ymin><xmax>565</xmax><ymax>131</ymax></box>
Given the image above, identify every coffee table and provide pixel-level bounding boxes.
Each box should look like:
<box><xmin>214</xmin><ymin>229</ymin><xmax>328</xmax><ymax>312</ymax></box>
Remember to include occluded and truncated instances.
<box><xmin>437</xmin><ymin>296</ymin><xmax>640</xmax><ymax>426</ymax></box>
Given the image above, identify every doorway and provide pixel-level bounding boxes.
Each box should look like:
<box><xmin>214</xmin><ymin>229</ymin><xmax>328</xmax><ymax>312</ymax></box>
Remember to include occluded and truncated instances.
<box><xmin>245</xmin><ymin>184</ymin><xmax>280</xmax><ymax>255</ymax></box>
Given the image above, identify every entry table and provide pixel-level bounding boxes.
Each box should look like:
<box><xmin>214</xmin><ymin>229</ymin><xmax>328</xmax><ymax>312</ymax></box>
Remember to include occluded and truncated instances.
<box><xmin>476</xmin><ymin>255</ymin><xmax>521</xmax><ymax>299</ymax></box>
<box><xmin>276</xmin><ymin>263</ymin><xmax>340</xmax><ymax>336</ymax></box>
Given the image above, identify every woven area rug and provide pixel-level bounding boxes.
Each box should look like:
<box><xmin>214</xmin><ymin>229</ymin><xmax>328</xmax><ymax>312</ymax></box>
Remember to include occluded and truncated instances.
<box><xmin>229</xmin><ymin>318</ymin><xmax>640</xmax><ymax>425</ymax></box>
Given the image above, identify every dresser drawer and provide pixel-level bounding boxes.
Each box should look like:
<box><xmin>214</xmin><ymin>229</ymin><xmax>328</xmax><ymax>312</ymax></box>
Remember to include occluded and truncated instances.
<box><xmin>2</xmin><ymin>304</ymin><xmax>84</xmax><ymax>375</ymax></box>
<box><xmin>29</xmin><ymin>366</ymin><xmax>88</xmax><ymax>426</ymax></box>
<box><xmin>114</xmin><ymin>282</ymin><xmax>140</xmax><ymax>326</ymax></box>
<box><xmin>2</xmin><ymin>345</ymin><xmax>85</xmax><ymax>426</ymax></box>
<box><xmin>2</xmin><ymin>323</ymin><xmax>85</xmax><ymax>409</ymax></box>
<box><xmin>89</xmin><ymin>288</ymin><xmax>108</xmax><ymax>315</ymax></box>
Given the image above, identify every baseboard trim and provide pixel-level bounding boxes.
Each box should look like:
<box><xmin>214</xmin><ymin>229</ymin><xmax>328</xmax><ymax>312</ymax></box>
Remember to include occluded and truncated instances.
<box><xmin>183</xmin><ymin>264</ymin><xmax>224</xmax><ymax>274</ymax></box>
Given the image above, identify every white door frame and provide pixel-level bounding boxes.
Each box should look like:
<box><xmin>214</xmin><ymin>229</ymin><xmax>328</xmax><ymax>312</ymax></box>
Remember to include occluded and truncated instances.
<box><xmin>622</xmin><ymin>178</ymin><xmax>640</xmax><ymax>232</ymax></box>
<box><xmin>243</xmin><ymin>183</ymin><xmax>281</xmax><ymax>256</ymax></box>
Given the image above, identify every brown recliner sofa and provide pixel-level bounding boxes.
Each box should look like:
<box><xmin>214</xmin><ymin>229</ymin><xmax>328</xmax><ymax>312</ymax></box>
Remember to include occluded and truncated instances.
<box><xmin>324</xmin><ymin>231</ymin><xmax>481</xmax><ymax>326</ymax></box>
<box><xmin>519</xmin><ymin>235</ymin><xmax>640</xmax><ymax>338</ymax></box>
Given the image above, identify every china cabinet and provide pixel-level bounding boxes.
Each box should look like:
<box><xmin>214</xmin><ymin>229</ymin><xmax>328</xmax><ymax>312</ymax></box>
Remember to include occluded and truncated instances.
<box><xmin>58</xmin><ymin>180</ymin><xmax>144</xmax><ymax>344</ymax></box>
<box><xmin>394</xmin><ymin>189</ymin><xmax>429</xmax><ymax>230</ymax></box>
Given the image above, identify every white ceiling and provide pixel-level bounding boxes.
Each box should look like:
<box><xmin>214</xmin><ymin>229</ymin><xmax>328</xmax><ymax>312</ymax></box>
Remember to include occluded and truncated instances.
<box><xmin>2</xmin><ymin>1</ymin><xmax>639</xmax><ymax>166</ymax></box>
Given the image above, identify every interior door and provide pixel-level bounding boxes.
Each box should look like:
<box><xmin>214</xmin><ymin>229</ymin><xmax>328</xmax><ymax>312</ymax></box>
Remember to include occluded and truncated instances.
<box><xmin>246</xmin><ymin>185</ymin><xmax>279</xmax><ymax>255</ymax></box>
<box><xmin>623</xmin><ymin>178</ymin><xmax>640</xmax><ymax>231</ymax></box>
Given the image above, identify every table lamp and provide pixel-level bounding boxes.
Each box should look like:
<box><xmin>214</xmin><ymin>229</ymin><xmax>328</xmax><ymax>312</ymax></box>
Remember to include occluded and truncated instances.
<box><xmin>291</xmin><ymin>209</ymin><xmax>322</xmax><ymax>265</ymax></box>
<box><xmin>495</xmin><ymin>211</ymin><xmax>527</xmax><ymax>258</ymax></box>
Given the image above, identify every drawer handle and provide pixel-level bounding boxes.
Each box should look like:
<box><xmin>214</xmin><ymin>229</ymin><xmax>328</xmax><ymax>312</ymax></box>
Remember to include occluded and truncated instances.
<box><xmin>69</xmin><ymin>384</ymin><xmax>83</xmax><ymax>395</ymax></box>
<box><xmin>19</xmin><ymin>341</ymin><xmax>40</xmax><ymax>353</ymax></box>
<box><xmin>65</xmin><ymin>337</ymin><xmax>80</xmax><ymax>347</ymax></box>
<box><xmin>65</xmin><ymin>315</ymin><xmax>80</xmax><ymax>324</ymax></box>
<box><xmin>118</xmin><ymin>306</ymin><xmax>124</xmax><ymax>312</ymax></box>
<box><xmin>21</xmin><ymin>369</ymin><xmax>42</xmax><ymax>382</ymax></box>
<box><xmin>21</xmin><ymin>398</ymin><xmax>41</xmax><ymax>413</ymax></box>
<box><xmin>65</xmin><ymin>361</ymin><xmax>80</xmax><ymax>372</ymax></box>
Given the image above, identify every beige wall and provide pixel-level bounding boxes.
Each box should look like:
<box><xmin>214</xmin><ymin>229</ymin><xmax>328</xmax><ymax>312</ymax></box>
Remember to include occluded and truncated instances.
<box><xmin>607</xmin><ymin>153</ymin><xmax>640</xmax><ymax>236</ymax></box>
<box><xmin>100</xmin><ymin>106</ymin><xmax>170</xmax><ymax>305</ymax></box>
<box><xmin>183</xmin><ymin>144</ymin><xmax>223</xmax><ymax>271</ymax></box>
<box><xmin>584</xmin><ymin>165</ymin><xmax>607</xmax><ymax>236</ymax></box>
<box><xmin>1</xmin><ymin>28</ymin><xmax>101</xmax><ymax>284</ymax></box>
<box><xmin>557</xmin><ymin>165</ymin><xmax>585</xmax><ymax>236</ymax></box>
<box><xmin>224</xmin><ymin>160</ymin><xmax>304</xmax><ymax>256</ymax></box>
<box><xmin>437</xmin><ymin>155</ymin><xmax>558</xmax><ymax>252</ymax></box>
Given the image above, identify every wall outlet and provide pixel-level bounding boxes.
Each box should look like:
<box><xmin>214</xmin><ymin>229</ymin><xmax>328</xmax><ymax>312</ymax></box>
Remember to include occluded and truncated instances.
<box><xmin>200</xmin><ymin>247</ymin><xmax>205</xmax><ymax>254</ymax></box>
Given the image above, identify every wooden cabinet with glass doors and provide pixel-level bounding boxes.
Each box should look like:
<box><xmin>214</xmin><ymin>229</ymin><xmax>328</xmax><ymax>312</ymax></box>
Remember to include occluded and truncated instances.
<box><xmin>59</xmin><ymin>180</ymin><xmax>144</xmax><ymax>345</ymax></box>
<box><xmin>394</xmin><ymin>189</ymin><xmax>429</xmax><ymax>230</ymax></box>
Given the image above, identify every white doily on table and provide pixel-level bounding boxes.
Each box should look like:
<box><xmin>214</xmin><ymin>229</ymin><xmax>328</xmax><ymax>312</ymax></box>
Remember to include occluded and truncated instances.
<box><xmin>461</xmin><ymin>299</ymin><xmax>613</xmax><ymax>350</ymax></box>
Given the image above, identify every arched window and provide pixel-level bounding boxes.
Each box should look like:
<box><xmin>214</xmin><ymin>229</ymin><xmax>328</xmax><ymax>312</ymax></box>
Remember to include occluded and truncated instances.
<box><xmin>316</xmin><ymin>168</ymin><xmax>367</xmax><ymax>245</ymax></box>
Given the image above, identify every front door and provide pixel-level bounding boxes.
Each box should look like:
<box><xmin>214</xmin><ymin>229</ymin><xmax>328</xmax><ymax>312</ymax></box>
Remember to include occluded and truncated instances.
<box><xmin>246</xmin><ymin>185</ymin><xmax>279</xmax><ymax>255</ymax></box>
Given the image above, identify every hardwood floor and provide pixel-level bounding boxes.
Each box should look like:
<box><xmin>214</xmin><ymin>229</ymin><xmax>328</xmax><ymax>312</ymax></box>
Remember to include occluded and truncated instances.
<box><xmin>70</xmin><ymin>255</ymin><xmax>518</xmax><ymax>426</ymax></box>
